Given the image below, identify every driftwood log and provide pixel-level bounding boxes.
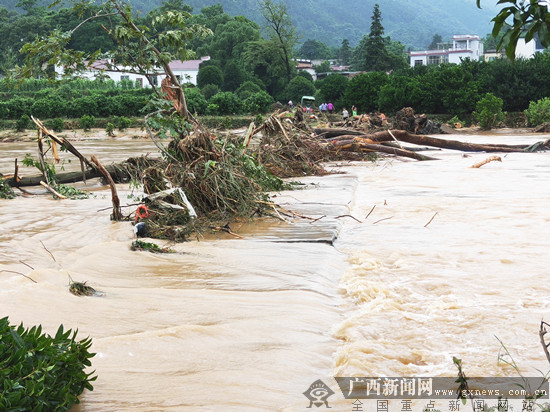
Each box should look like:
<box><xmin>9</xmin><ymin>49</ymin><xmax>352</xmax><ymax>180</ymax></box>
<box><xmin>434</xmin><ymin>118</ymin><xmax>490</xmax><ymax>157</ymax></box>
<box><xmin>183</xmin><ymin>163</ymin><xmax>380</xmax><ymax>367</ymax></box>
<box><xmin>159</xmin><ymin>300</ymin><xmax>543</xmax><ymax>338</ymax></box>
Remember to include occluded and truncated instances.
<box><xmin>329</xmin><ymin>137</ymin><xmax>439</xmax><ymax>161</ymax></box>
<box><xmin>4</xmin><ymin>164</ymin><xmax>131</xmax><ymax>187</ymax></box>
<box><xmin>316</xmin><ymin>128</ymin><xmax>530</xmax><ymax>153</ymax></box>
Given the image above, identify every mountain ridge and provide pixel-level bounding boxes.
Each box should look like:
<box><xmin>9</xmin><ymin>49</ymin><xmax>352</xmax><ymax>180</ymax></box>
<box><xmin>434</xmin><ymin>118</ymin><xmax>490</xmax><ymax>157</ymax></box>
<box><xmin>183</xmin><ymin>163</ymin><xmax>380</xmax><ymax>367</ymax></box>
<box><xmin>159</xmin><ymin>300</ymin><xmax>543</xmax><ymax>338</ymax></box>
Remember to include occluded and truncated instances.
<box><xmin>1</xmin><ymin>0</ymin><xmax>500</xmax><ymax>49</ymax></box>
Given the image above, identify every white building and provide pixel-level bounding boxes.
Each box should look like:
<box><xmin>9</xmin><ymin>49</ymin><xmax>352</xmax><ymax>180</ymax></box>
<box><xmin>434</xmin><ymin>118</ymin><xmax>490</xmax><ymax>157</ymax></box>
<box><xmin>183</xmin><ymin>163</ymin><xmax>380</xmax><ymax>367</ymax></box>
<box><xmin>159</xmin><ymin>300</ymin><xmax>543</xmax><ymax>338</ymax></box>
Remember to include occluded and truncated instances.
<box><xmin>515</xmin><ymin>37</ymin><xmax>545</xmax><ymax>59</ymax></box>
<box><xmin>409</xmin><ymin>35</ymin><xmax>484</xmax><ymax>67</ymax></box>
<box><xmin>55</xmin><ymin>56</ymin><xmax>210</xmax><ymax>87</ymax></box>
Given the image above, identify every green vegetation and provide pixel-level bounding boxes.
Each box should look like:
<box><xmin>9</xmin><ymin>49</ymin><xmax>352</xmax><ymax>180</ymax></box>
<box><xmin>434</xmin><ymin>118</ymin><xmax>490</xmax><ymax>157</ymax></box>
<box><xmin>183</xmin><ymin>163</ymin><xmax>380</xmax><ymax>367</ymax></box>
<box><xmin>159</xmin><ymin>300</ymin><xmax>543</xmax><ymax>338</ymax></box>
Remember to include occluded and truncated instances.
<box><xmin>79</xmin><ymin>115</ymin><xmax>96</xmax><ymax>131</ymax></box>
<box><xmin>22</xmin><ymin>153</ymin><xmax>89</xmax><ymax>199</ymax></box>
<box><xmin>473</xmin><ymin>93</ymin><xmax>506</xmax><ymax>129</ymax></box>
<box><xmin>525</xmin><ymin>97</ymin><xmax>550</xmax><ymax>127</ymax></box>
<box><xmin>0</xmin><ymin>1</ymin><xmax>544</xmax><ymax>121</ymax></box>
<box><xmin>0</xmin><ymin>179</ymin><xmax>15</xmax><ymax>199</ymax></box>
<box><xmin>15</xmin><ymin>114</ymin><xmax>31</xmax><ymax>132</ymax></box>
<box><xmin>48</xmin><ymin>118</ymin><xmax>65</xmax><ymax>132</ymax></box>
<box><xmin>477</xmin><ymin>0</ymin><xmax>550</xmax><ymax>60</ymax></box>
<box><xmin>0</xmin><ymin>317</ymin><xmax>95</xmax><ymax>411</ymax></box>
<box><xmin>131</xmin><ymin>240</ymin><xmax>174</xmax><ymax>253</ymax></box>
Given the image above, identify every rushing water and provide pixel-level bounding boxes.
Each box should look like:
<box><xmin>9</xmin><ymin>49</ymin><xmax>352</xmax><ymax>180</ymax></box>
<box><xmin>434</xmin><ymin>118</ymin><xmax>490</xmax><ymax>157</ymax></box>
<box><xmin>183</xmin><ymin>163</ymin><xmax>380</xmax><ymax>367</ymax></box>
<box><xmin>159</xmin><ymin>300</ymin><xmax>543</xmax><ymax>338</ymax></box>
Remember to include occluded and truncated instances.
<box><xmin>1</xmin><ymin>132</ymin><xmax>549</xmax><ymax>411</ymax></box>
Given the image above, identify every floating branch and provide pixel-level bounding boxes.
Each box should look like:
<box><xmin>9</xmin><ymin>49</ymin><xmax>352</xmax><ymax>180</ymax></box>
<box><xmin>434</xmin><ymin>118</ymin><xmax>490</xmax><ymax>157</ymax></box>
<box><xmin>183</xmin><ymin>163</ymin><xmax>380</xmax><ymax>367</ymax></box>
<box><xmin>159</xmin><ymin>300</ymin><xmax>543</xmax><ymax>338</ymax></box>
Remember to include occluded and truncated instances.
<box><xmin>40</xmin><ymin>181</ymin><xmax>67</xmax><ymax>200</ymax></box>
<box><xmin>470</xmin><ymin>155</ymin><xmax>502</xmax><ymax>168</ymax></box>
<box><xmin>365</xmin><ymin>205</ymin><xmax>376</xmax><ymax>220</ymax></box>
<box><xmin>1</xmin><ymin>270</ymin><xmax>37</xmax><ymax>283</ymax></box>
<box><xmin>373</xmin><ymin>216</ymin><xmax>393</xmax><ymax>224</ymax></box>
<box><xmin>424</xmin><ymin>212</ymin><xmax>439</xmax><ymax>228</ymax></box>
<box><xmin>335</xmin><ymin>214</ymin><xmax>363</xmax><ymax>223</ymax></box>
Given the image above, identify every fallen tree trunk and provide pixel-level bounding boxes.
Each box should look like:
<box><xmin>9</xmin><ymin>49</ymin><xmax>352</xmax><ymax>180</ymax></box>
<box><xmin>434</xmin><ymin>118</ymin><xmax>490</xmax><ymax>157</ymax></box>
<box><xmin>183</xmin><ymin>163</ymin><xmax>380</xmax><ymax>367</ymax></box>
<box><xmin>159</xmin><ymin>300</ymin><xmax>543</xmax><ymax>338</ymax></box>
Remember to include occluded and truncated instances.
<box><xmin>317</xmin><ymin>129</ymin><xmax>529</xmax><ymax>153</ymax></box>
<box><xmin>330</xmin><ymin>140</ymin><xmax>439</xmax><ymax>161</ymax></box>
<box><xmin>4</xmin><ymin>164</ymin><xmax>131</xmax><ymax>187</ymax></box>
<box><xmin>385</xmin><ymin>132</ymin><xmax>527</xmax><ymax>152</ymax></box>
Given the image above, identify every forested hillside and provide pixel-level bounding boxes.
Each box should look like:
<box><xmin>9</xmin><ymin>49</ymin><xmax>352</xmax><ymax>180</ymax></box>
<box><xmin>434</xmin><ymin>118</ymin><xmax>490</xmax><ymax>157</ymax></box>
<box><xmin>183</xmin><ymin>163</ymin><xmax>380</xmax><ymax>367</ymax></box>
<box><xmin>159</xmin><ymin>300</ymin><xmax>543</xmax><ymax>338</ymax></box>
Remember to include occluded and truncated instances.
<box><xmin>4</xmin><ymin>0</ymin><xmax>499</xmax><ymax>49</ymax></box>
<box><xmin>142</xmin><ymin>0</ymin><xmax>499</xmax><ymax>49</ymax></box>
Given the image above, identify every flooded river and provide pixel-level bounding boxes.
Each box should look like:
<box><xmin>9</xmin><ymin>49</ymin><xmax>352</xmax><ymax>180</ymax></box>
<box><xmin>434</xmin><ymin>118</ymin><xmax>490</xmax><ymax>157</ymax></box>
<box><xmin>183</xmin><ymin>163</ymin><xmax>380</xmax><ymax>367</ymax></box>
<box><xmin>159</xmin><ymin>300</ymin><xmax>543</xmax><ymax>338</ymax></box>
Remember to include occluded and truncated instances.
<box><xmin>1</xmin><ymin>132</ymin><xmax>549</xmax><ymax>411</ymax></box>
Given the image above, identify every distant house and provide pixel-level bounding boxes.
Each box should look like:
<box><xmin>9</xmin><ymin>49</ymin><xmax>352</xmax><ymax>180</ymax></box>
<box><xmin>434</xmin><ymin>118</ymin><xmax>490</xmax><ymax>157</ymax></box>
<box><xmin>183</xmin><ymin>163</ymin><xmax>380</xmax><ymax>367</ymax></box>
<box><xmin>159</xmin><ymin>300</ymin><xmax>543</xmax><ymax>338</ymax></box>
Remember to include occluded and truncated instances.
<box><xmin>483</xmin><ymin>36</ymin><xmax>545</xmax><ymax>61</ymax></box>
<box><xmin>295</xmin><ymin>59</ymin><xmax>317</xmax><ymax>80</ymax></box>
<box><xmin>409</xmin><ymin>35</ymin><xmax>484</xmax><ymax>67</ymax></box>
<box><xmin>169</xmin><ymin>57</ymin><xmax>210</xmax><ymax>85</ymax></box>
<box><xmin>55</xmin><ymin>56</ymin><xmax>210</xmax><ymax>87</ymax></box>
<box><xmin>515</xmin><ymin>37</ymin><xmax>545</xmax><ymax>59</ymax></box>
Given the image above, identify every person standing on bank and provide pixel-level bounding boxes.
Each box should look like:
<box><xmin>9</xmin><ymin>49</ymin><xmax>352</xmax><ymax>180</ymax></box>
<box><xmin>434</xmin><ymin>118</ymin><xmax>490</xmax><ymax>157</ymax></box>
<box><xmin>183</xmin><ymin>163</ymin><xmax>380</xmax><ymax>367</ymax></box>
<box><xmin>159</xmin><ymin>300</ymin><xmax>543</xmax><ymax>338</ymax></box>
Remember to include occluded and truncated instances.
<box><xmin>342</xmin><ymin>107</ymin><xmax>349</xmax><ymax>121</ymax></box>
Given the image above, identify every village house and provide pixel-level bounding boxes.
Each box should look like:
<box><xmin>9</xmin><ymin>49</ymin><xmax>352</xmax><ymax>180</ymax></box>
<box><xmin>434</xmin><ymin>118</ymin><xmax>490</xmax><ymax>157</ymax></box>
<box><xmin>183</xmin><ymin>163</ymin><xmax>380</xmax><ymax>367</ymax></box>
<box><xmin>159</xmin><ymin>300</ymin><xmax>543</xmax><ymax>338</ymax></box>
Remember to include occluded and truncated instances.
<box><xmin>295</xmin><ymin>59</ymin><xmax>317</xmax><ymax>80</ymax></box>
<box><xmin>409</xmin><ymin>35</ymin><xmax>484</xmax><ymax>67</ymax></box>
<box><xmin>55</xmin><ymin>56</ymin><xmax>210</xmax><ymax>86</ymax></box>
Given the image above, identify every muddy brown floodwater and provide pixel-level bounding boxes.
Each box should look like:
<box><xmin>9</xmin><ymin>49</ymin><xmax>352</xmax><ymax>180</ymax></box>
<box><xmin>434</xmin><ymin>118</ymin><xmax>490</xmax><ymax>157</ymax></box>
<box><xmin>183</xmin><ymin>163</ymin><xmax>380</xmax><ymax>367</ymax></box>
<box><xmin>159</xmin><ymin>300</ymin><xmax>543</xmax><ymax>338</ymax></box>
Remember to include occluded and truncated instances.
<box><xmin>1</xmin><ymin>131</ymin><xmax>549</xmax><ymax>411</ymax></box>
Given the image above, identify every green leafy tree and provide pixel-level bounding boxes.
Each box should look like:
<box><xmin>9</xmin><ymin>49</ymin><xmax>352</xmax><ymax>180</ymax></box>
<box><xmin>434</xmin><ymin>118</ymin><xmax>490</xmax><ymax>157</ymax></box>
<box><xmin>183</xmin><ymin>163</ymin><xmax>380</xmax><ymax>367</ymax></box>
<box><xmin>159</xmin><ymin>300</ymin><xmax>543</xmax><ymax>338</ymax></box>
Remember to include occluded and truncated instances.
<box><xmin>243</xmin><ymin>91</ymin><xmax>274</xmax><ymax>114</ymax></box>
<box><xmin>235</xmin><ymin>80</ymin><xmax>262</xmax><ymax>100</ymax></box>
<box><xmin>386</xmin><ymin>38</ymin><xmax>408</xmax><ymax>71</ymax></box>
<box><xmin>282</xmin><ymin>76</ymin><xmax>316</xmax><ymax>105</ymax></box>
<box><xmin>16</xmin><ymin>0</ymin><xmax>212</xmax><ymax>120</ymax></box>
<box><xmin>259</xmin><ymin>0</ymin><xmax>298</xmax><ymax>83</ymax></box>
<box><xmin>339</xmin><ymin>38</ymin><xmax>352</xmax><ymax>65</ymax></box>
<box><xmin>183</xmin><ymin>87</ymin><xmax>208</xmax><ymax>114</ymax></box>
<box><xmin>206</xmin><ymin>17</ymin><xmax>261</xmax><ymax>68</ymax></box>
<box><xmin>299</xmin><ymin>39</ymin><xmax>331</xmax><ymax>60</ymax></box>
<box><xmin>365</xmin><ymin>4</ymin><xmax>391</xmax><ymax>72</ymax></box>
<box><xmin>524</xmin><ymin>97</ymin><xmax>550</xmax><ymax>126</ymax></box>
<box><xmin>473</xmin><ymin>92</ymin><xmax>506</xmax><ymax>129</ymax></box>
<box><xmin>378</xmin><ymin>75</ymin><xmax>423</xmax><ymax>114</ymax></box>
<box><xmin>222</xmin><ymin>60</ymin><xmax>247</xmax><ymax>92</ymax></box>
<box><xmin>208</xmin><ymin>91</ymin><xmax>242</xmax><ymax>115</ymax></box>
<box><xmin>315</xmin><ymin>60</ymin><xmax>331</xmax><ymax>74</ymax></box>
<box><xmin>197</xmin><ymin>65</ymin><xmax>224</xmax><ymax>89</ymax></box>
<box><xmin>343</xmin><ymin>72</ymin><xmax>388</xmax><ymax>113</ymax></box>
<box><xmin>242</xmin><ymin>39</ymin><xmax>288</xmax><ymax>97</ymax></box>
<box><xmin>428</xmin><ymin>34</ymin><xmax>443</xmax><ymax>50</ymax></box>
<box><xmin>316</xmin><ymin>74</ymin><xmax>348</xmax><ymax>107</ymax></box>
<box><xmin>477</xmin><ymin>0</ymin><xmax>550</xmax><ymax>59</ymax></box>
<box><xmin>201</xmin><ymin>84</ymin><xmax>220</xmax><ymax>100</ymax></box>
<box><xmin>296</xmin><ymin>70</ymin><xmax>314</xmax><ymax>83</ymax></box>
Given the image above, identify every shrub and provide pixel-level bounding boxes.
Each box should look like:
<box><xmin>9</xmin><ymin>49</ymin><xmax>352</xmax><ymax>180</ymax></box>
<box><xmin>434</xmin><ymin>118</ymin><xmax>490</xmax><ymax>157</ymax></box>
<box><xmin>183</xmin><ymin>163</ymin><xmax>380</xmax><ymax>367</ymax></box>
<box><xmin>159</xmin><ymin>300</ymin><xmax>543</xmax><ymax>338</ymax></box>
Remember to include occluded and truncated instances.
<box><xmin>206</xmin><ymin>103</ymin><xmax>219</xmax><ymax>115</ymax></box>
<box><xmin>79</xmin><ymin>115</ymin><xmax>96</xmax><ymax>131</ymax></box>
<box><xmin>243</xmin><ymin>91</ymin><xmax>274</xmax><ymax>114</ymax></box>
<box><xmin>185</xmin><ymin>87</ymin><xmax>208</xmax><ymax>114</ymax></box>
<box><xmin>49</xmin><ymin>117</ymin><xmax>65</xmax><ymax>132</ymax></box>
<box><xmin>32</xmin><ymin>97</ymin><xmax>67</xmax><ymax>119</ymax></box>
<box><xmin>106</xmin><ymin>122</ymin><xmax>115</xmax><ymax>136</ymax></box>
<box><xmin>69</xmin><ymin>97</ymin><xmax>99</xmax><ymax>118</ymax></box>
<box><xmin>235</xmin><ymin>81</ymin><xmax>262</xmax><ymax>100</ymax></box>
<box><xmin>6</xmin><ymin>97</ymin><xmax>32</xmax><ymax>119</ymax></box>
<box><xmin>0</xmin><ymin>317</ymin><xmax>95</xmax><ymax>411</ymax></box>
<box><xmin>16</xmin><ymin>114</ymin><xmax>31</xmax><ymax>132</ymax></box>
<box><xmin>0</xmin><ymin>179</ymin><xmax>15</xmax><ymax>199</ymax></box>
<box><xmin>208</xmin><ymin>92</ymin><xmax>242</xmax><ymax>115</ymax></box>
<box><xmin>114</xmin><ymin>116</ymin><xmax>132</xmax><ymax>131</ymax></box>
<box><xmin>201</xmin><ymin>84</ymin><xmax>220</xmax><ymax>100</ymax></box>
<box><xmin>282</xmin><ymin>76</ymin><xmax>316</xmax><ymax>105</ymax></box>
<box><xmin>524</xmin><ymin>97</ymin><xmax>550</xmax><ymax>126</ymax></box>
<box><xmin>197</xmin><ymin>65</ymin><xmax>224</xmax><ymax>89</ymax></box>
<box><xmin>473</xmin><ymin>93</ymin><xmax>506</xmax><ymax>130</ymax></box>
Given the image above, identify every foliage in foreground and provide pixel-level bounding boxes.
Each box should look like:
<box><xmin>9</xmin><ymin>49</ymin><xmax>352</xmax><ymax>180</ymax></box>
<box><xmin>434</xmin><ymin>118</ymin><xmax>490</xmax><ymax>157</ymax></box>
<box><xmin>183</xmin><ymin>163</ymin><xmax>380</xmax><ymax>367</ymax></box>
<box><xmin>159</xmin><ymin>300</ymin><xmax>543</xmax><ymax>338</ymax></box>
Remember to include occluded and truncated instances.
<box><xmin>0</xmin><ymin>317</ymin><xmax>96</xmax><ymax>411</ymax></box>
